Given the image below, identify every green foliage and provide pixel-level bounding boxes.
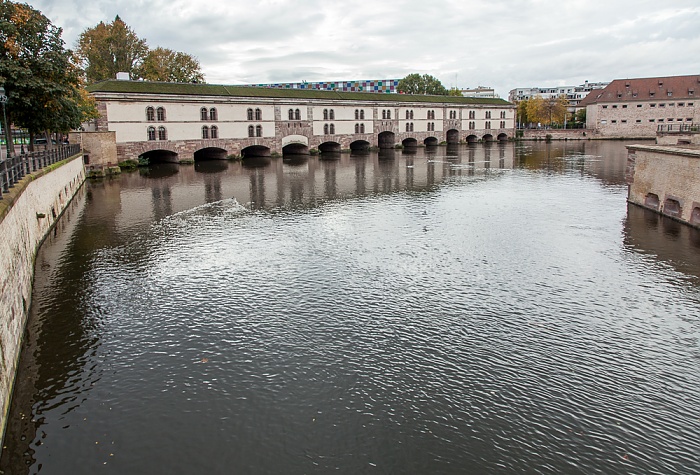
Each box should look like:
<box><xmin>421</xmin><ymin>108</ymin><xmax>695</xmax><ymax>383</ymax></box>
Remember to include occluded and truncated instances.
<box><xmin>0</xmin><ymin>1</ymin><xmax>95</xmax><ymax>141</ymax></box>
<box><xmin>138</xmin><ymin>47</ymin><xmax>204</xmax><ymax>83</ymax></box>
<box><xmin>574</xmin><ymin>108</ymin><xmax>586</xmax><ymax>124</ymax></box>
<box><xmin>397</xmin><ymin>73</ymin><xmax>448</xmax><ymax>95</ymax></box>
<box><xmin>524</xmin><ymin>95</ymin><xmax>569</xmax><ymax>126</ymax></box>
<box><xmin>448</xmin><ymin>87</ymin><xmax>463</xmax><ymax>97</ymax></box>
<box><xmin>76</xmin><ymin>16</ymin><xmax>148</xmax><ymax>83</ymax></box>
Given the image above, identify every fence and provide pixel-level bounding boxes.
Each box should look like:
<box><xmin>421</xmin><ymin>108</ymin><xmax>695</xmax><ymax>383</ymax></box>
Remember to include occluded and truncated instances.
<box><xmin>0</xmin><ymin>144</ymin><xmax>81</xmax><ymax>199</ymax></box>
<box><xmin>656</xmin><ymin>123</ymin><xmax>700</xmax><ymax>133</ymax></box>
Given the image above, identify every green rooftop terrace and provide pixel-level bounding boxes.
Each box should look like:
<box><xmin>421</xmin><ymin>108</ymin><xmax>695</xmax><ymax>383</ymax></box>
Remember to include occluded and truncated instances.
<box><xmin>87</xmin><ymin>80</ymin><xmax>512</xmax><ymax>106</ymax></box>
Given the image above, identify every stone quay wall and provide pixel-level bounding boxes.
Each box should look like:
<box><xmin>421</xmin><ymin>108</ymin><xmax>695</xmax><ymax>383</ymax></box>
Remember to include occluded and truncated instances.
<box><xmin>626</xmin><ymin>144</ymin><xmax>700</xmax><ymax>227</ymax></box>
<box><xmin>0</xmin><ymin>154</ymin><xmax>85</xmax><ymax>445</ymax></box>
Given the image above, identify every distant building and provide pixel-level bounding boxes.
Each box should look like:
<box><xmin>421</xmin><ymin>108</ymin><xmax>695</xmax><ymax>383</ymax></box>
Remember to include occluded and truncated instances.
<box><xmin>579</xmin><ymin>74</ymin><xmax>700</xmax><ymax>137</ymax></box>
<box><xmin>460</xmin><ymin>86</ymin><xmax>498</xmax><ymax>98</ymax></box>
<box><xmin>242</xmin><ymin>79</ymin><xmax>400</xmax><ymax>94</ymax></box>
<box><xmin>508</xmin><ymin>80</ymin><xmax>609</xmax><ymax>108</ymax></box>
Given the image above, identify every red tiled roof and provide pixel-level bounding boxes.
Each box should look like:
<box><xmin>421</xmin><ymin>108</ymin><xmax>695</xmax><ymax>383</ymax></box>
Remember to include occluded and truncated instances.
<box><xmin>578</xmin><ymin>74</ymin><xmax>700</xmax><ymax>107</ymax></box>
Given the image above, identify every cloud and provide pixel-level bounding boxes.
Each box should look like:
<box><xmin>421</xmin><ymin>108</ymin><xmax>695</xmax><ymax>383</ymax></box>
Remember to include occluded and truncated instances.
<box><xmin>25</xmin><ymin>0</ymin><xmax>700</xmax><ymax>97</ymax></box>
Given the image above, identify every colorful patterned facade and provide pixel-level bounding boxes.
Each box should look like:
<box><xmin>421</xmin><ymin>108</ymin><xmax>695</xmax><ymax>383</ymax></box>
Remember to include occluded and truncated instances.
<box><xmin>244</xmin><ymin>79</ymin><xmax>400</xmax><ymax>93</ymax></box>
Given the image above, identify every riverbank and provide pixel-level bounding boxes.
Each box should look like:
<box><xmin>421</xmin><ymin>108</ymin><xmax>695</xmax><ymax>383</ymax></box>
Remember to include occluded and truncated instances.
<box><xmin>0</xmin><ymin>153</ymin><xmax>85</xmax><ymax>449</ymax></box>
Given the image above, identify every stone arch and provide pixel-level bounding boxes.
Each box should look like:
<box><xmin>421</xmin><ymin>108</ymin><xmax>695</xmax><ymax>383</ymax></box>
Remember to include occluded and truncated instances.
<box><xmin>663</xmin><ymin>197</ymin><xmax>682</xmax><ymax>218</ymax></box>
<box><xmin>497</xmin><ymin>133</ymin><xmax>508</xmax><ymax>142</ymax></box>
<box><xmin>483</xmin><ymin>133</ymin><xmax>494</xmax><ymax>142</ymax></box>
<box><xmin>402</xmin><ymin>138</ymin><xmax>418</xmax><ymax>148</ymax></box>
<box><xmin>194</xmin><ymin>147</ymin><xmax>228</xmax><ymax>161</ymax></box>
<box><xmin>350</xmin><ymin>140</ymin><xmax>370</xmax><ymax>153</ymax></box>
<box><xmin>378</xmin><ymin>131</ymin><xmax>395</xmax><ymax>149</ymax></box>
<box><xmin>424</xmin><ymin>137</ymin><xmax>438</xmax><ymax>146</ymax></box>
<box><xmin>241</xmin><ymin>145</ymin><xmax>271</xmax><ymax>158</ymax></box>
<box><xmin>140</xmin><ymin>149</ymin><xmax>179</xmax><ymax>164</ymax></box>
<box><xmin>466</xmin><ymin>134</ymin><xmax>479</xmax><ymax>144</ymax></box>
<box><xmin>318</xmin><ymin>141</ymin><xmax>341</xmax><ymax>153</ymax></box>
<box><xmin>644</xmin><ymin>193</ymin><xmax>660</xmax><ymax>210</ymax></box>
<box><xmin>283</xmin><ymin>143</ymin><xmax>310</xmax><ymax>155</ymax></box>
<box><xmin>446</xmin><ymin>129</ymin><xmax>460</xmax><ymax>144</ymax></box>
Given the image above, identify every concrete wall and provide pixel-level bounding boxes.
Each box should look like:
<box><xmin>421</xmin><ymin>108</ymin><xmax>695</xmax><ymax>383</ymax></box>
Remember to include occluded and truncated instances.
<box><xmin>0</xmin><ymin>154</ymin><xmax>85</xmax><ymax>444</ymax></box>
<box><xmin>626</xmin><ymin>144</ymin><xmax>700</xmax><ymax>227</ymax></box>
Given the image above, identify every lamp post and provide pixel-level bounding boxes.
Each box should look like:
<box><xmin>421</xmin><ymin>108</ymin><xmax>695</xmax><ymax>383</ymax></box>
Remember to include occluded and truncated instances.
<box><xmin>0</xmin><ymin>85</ymin><xmax>11</xmax><ymax>159</ymax></box>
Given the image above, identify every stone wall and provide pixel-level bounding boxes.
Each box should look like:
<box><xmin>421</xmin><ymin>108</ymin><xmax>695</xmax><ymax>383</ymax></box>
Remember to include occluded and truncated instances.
<box><xmin>69</xmin><ymin>131</ymin><xmax>118</xmax><ymax>166</ymax></box>
<box><xmin>521</xmin><ymin>129</ymin><xmax>592</xmax><ymax>140</ymax></box>
<box><xmin>626</xmin><ymin>144</ymin><xmax>700</xmax><ymax>227</ymax></box>
<box><xmin>0</xmin><ymin>154</ymin><xmax>85</xmax><ymax>444</ymax></box>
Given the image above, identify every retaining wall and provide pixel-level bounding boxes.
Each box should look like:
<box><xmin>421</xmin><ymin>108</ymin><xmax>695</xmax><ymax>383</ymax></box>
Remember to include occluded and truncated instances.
<box><xmin>0</xmin><ymin>154</ymin><xmax>85</xmax><ymax>444</ymax></box>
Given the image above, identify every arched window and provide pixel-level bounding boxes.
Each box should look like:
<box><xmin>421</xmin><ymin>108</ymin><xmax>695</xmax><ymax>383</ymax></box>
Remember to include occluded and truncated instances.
<box><xmin>146</xmin><ymin>106</ymin><xmax>155</xmax><ymax>121</ymax></box>
<box><xmin>410</xmin><ymin>122</ymin><xmax>414</xmax><ymax>132</ymax></box>
<box><xmin>485</xmin><ymin>121</ymin><xmax>491</xmax><ymax>129</ymax></box>
<box><xmin>157</xmin><ymin>107</ymin><xmax>166</xmax><ymax>121</ymax></box>
<box><xmin>247</xmin><ymin>108</ymin><xmax>253</xmax><ymax>121</ymax></box>
<box><xmin>147</xmin><ymin>126</ymin><xmax>156</xmax><ymax>140</ymax></box>
<box><xmin>360</xmin><ymin>123</ymin><xmax>365</xmax><ymax>133</ymax></box>
<box><xmin>329</xmin><ymin>123</ymin><xmax>335</xmax><ymax>134</ymax></box>
<box><xmin>469</xmin><ymin>110</ymin><xmax>475</xmax><ymax>119</ymax></box>
<box><xmin>355</xmin><ymin>123</ymin><xmax>360</xmax><ymax>133</ymax></box>
<box><xmin>211</xmin><ymin>125</ymin><xmax>218</xmax><ymax>138</ymax></box>
<box><xmin>406</xmin><ymin>122</ymin><xmax>410</xmax><ymax>132</ymax></box>
<box><xmin>200</xmin><ymin>107</ymin><xmax>208</xmax><ymax>121</ymax></box>
<box><xmin>294</xmin><ymin>109</ymin><xmax>300</xmax><ymax>120</ymax></box>
<box><xmin>323</xmin><ymin>109</ymin><xmax>329</xmax><ymax>120</ymax></box>
<box><xmin>158</xmin><ymin>126</ymin><xmax>167</xmax><ymax>140</ymax></box>
<box><xmin>255</xmin><ymin>108</ymin><xmax>262</xmax><ymax>120</ymax></box>
<box><xmin>248</xmin><ymin>125</ymin><xmax>254</xmax><ymax>137</ymax></box>
<box><xmin>386</xmin><ymin>110</ymin><xmax>391</xmax><ymax>119</ymax></box>
<box><xmin>485</xmin><ymin>111</ymin><xmax>491</xmax><ymax>119</ymax></box>
<box><xmin>500</xmin><ymin>121</ymin><xmax>505</xmax><ymax>129</ymax></box>
<box><xmin>406</xmin><ymin>110</ymin><xmax>410</xmax><ymax>120</ymax></box>
<box><xmin>256</xmin><ymin>125</ymin><xmax>262</xmax><ymax>137</ymax></box>
<box><xmin>329</xmin><ymin>109</ymin><xmax>335</xmax><ymax>120</ymax></box>
<box><xmin>355</xmin><ymin>109</ymin><xmax>359</xmax><ymax>120</ymax></box>
<box><xmin>360</xmin><ymin>110</ymin><xmax>365</xmax><ymax>120</ymax></box>
<box><xmin>202</xmin><ymin>125</ymin><xmax>209</xmax><ymax>139</ymax></box>
<box><xmin>382</xmin><ymin>110</ymin><xmax>387</xmax><ymax>119</ymax></box>
<box><xmin>210</xmin><ymin>108</ymin><xmax>218</xmax><ymax>121</ymax></box>
<box><xmin>288</xmin><ymin>109</ymin><xmax>294</xmax><ymax>120</ymax></box>
<box><xmin>324</xmin><ymin>123</ymin><xmax>329</xmax><ymax>135</ymax></box>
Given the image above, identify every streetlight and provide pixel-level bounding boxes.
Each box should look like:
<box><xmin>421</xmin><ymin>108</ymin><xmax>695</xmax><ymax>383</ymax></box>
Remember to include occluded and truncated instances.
<box><xmin>0</xmin><ymin>85</ymin><xmax>11</xmax><ymax>159</ymax></box>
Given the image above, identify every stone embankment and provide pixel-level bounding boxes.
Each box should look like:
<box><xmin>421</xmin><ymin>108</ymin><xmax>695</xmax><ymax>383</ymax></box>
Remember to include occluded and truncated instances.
<box><xmin>520</xmin><ymin>129</ymin><xmax>656</xmax><ymax>141</ymax></box>
<box><xmin>0</xmin><ymin>153</ymin><xmax>85</xmax><ymax>445</ymax></box>
<box><xmin>626</xmin><ymin>144</ymin><xmax>700</xmax><ymax>228</ymax></box>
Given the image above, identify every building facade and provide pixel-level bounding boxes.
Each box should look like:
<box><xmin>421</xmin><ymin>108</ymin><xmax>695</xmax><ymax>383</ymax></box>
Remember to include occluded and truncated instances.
<box><xmin>508</xmin><ymin>80</ymin><xmax>609</xmax><ymax>109</ymax></box>
<box><xmin>581</xmin><ymin>75</ymin><xmax>700</xmax><ymax>137</ymax></box>
<box><xmin>86</xmin><ymin>80</ymin><xmax>516</xmax><ymax>163</ymax></box>
<box><xmin>242</xmin><ymin>79</ymin><xmax>400</xmax><ymax>93</ymax></box>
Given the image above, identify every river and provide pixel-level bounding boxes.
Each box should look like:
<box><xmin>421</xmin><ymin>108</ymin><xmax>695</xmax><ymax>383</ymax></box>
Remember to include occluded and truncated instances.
<box><xmin>1</xmin><ymin>141</ymin><xmax>699</xmax><ymax>474</ymax></box>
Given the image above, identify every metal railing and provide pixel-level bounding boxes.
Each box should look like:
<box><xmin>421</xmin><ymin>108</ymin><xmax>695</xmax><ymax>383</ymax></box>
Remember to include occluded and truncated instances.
<box><xmin>657</xmin><ymin>123</ymin><xmax>700</xmax><ymax>133</ymax></box>
<box><xmin>1</xmin><ymin>144</ymin><xmax>81</xmax><ymax>199</ymax></box>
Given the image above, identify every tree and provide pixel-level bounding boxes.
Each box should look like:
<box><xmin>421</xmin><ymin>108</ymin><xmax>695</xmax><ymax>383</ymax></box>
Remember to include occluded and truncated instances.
<box><xmin>76</xmin><ymin>16</ymin><xmax>148</xmax><ymax>83</ymax></box>
<box><xmin>574</xmin><ymin>108</ymin><xmax>586</xmax><ymax>125</ymax></box>
<box><xmin>0</xmin><ymin>1</ymin><xmax>96</xmax><ymax>148</ymax></box>
<box><xmin>138</xmin><ymin>47</ymin><xmax>204</xmax><ymax>83</ymax></box>
<box><xmin>448</xmin><ymin>87</ymin><xmax>463</xmax><ymax>97</ymax></box>
<box><xmin>397</xmin><ymin>73</ymin><xmax>448</xmax><ymax>95</ymax></box>
<box><xmin>525</xmin><ymin>95</ymin><xmax>569</xmax><ymax>126</ymax></box>
<box><xmin>517</xmin><ymin>100</ymin><xmax>529</xmax><ymax>126</ymax></box>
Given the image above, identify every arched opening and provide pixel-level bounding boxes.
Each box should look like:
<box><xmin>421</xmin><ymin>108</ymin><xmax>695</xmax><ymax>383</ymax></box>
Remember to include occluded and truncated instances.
<box><xmin>140</xmin><ymin>149</ymin><xmax>179</xmax><ymax>164</ymax></box>
<box><xmin>350</xmin><ymin>140</ymin><xmax>370</xmax><ymax>153</ymax></box>
<box><xmin>283</xmin><ymin>143</ymin><xmax>310</xmax><ymax>155</ymax></box>
<box><xmin>663</xmin><ymin>198</ymin><xmax>682</xmax><ymax>218</ymax></box>
<box><xmin>497</xmin><ymin>133</ymin><xmax>508</xmax><ymax>142</ymax></box>
<box><xmin>466</xmin><ymin>134</ymin><xmax>479</xmax><ymax>144</ymax></box>
<box><xmin>691</xmin><ymin>206</ymin><xmax>700</xmax><ymax>226</ymax></box>
<box><xmin>424</xmin><ymin>137</ymin><xmax>438</xmax><ymax>146</ymax></box>
<box><xmin>241</xmin><ymin>145</ymin><xmax>271</xmax><ymax>158</ymax></box>
<box><xmin>446</xmin><ymin>129</ymin><xmax>459</xmax><ymax>144</ymax></box>
<box><xmin>378</xmin><ymin>131</ymin><xmax>395</xmax><ymax>149</ymax></box>
<box><xmin>644</xmin><ymin>193</ymin><xmax>660</xmax><ymax>209</ymax></box>
<box><xmin>319</xmin><ymin>142</ymin><xmax>341</xmax><ymax>153</ymax></box>
<box><xmin>483</xmin><ymin>134</ymin><xmax>494</xmax><ymax>142</ymax></box>
<box><xmin>402</xmin><ymin>138</ymin><xmax>418</xmax><ymax>148</ymax></box>
<box><xmin>194</xmin><ymin>147</ymin><xmax>228</xmax><ymax>161</ymax></box>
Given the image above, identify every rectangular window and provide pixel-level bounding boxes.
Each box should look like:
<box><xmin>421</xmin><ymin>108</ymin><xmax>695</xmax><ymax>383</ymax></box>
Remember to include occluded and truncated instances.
<box><xmin>678</xmin><ymin>103</ymin><xmax>684</xmax><ymax>106</ymax></box>
<box><xmin>649</xmin><ymin>119</ymin><xmax>655</xmax><ymax>122</ymax></box>
<box><xmin>612</xmin><ymin>105</ymin><xmax>618</xmax><ymax>108</ymax></box>
<box><xmin>611</xmin><ymin>120</ymin><xmax>617</xmax><ymax>123</ymax></box>
<box><xmin>636</xmin><ymin>119</ymin><xmax>641</xmax><ymax>123</ymax></box>
<box><xmin>622</xmin><ymin>105</ymin><xmax>628</xmax><ymax>108</ymax></box>
<box><xmin>637</xmin><ymin>104</ymin><xmax>643</xmax><ymax>108</ymax></box>
<box><xmin>688</xmin><ymin>103</ymin><xmax>694</xmax><ymax>106</ymax></box>
<box><xmin>669</xmin><ymin>103</ymin><xmax>674</xmax><ymax>107</ymax></box>
<box><xmin>621</xmin><ymin>120</ymin><xmax>627</xmax><ymax>123</ymax></box>
<box><xmin>600</xmin><ymin>120</ymin><xmax>607</xmax><ymax>124</ymax></box>
<box><xmin>658</xmin><ymin>119</ymin><xmax>664</xmax><ymax>122</ymax></box>
<box><xmin>687</xmin><ymin>118</ymin><xmax>693</xmax><ymax>121</ymax></box>
<box><xmin>650</xmin><ymin>104</ymin><xmax>656</xmax><ymax>107</ymax></box>
<box><xmin>602</xmin><ymin>105</ymin><xmax>608</xmax><ymax>109</ymax></box>
<box><xmin>659</xmin><ymin>103</ymin><xmax>665</xmax><ymax>107</ymax></box>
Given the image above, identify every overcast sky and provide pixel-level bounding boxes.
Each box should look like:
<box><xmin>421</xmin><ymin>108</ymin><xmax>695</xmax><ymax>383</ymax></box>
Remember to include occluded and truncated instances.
<box><xmin>25</xmin><ymin>0</ymin><xmax>700</xmax><ymax>98</ymax></box>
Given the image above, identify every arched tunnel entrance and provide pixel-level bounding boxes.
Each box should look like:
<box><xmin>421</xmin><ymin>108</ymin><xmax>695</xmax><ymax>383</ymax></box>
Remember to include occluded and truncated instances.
<box><xmin>350</xmin><ymin>140</ymin><xmax>370</xmax><ymax>153</ymax></box>
<box><xmin>194</xmin><ymin>147</ymin><xmax>228</xmax><ymax>161</ymax></box>
<box><xmin>283</xmin><ymin>143</ymin><xmax>310</xmax><ymax>155</ymax></box>
<box><xmin>483</xmin><ymin>134</ymin><xmax>494</xmax><ymax>143</ymax></box>
<box><xmin>378</xmin><ymin>131</ymin><xmax>395</xmax><ymax>149</ymax></box>
<box><xmin>446</xmin><ymin>129</ymin><xmax>460</xmax><ymax>144</ymax></box>
<box><xmin>241</xmin><ymin>145</ymin><xmax>271</xmax><ymax>158</ymax></box>
<box><xmin>318</xmin><ymin>142</ymin><xmax>341</xmax><ymax>154</ymax></box>
<box><xmin>402</xmin><ymin>138</ymin><xmax>418</xmax><ymax>148</ymax></box>
<box><xmin>140</xmin><ymin>149</ymin><xmax>179</xmax><ymax>164</ymax></box>
<box><xmin>497</xmin><ymin>133</ymin><xmax>508</xmax><ymax>142</ymax></box>
<box><xmin>466</xmin><ymin>134</ymin><xmax>479</xmax><ymax>144</ymax></box>
<box><xmin>424</xmin><ymin>137</ymin><xmax>438</xmax><ymax>146</ymax></box>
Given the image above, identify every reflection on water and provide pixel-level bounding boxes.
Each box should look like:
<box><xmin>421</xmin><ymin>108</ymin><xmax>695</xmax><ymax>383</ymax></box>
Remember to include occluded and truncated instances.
<box><xmin>2</xmin><ymin>142</ymin><xmax>699</xmax><ymax>475</ymax></box>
